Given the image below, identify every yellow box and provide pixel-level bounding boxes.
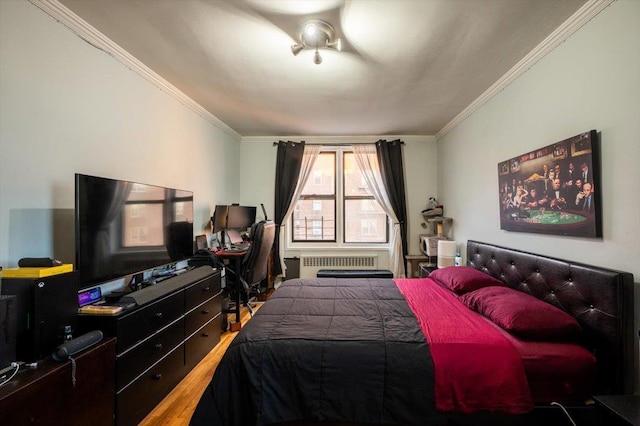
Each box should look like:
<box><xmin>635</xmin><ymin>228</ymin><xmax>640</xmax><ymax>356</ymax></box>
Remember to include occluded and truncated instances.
<box><xmin>2</xmin><ymin>263</ymin><xmax>74</xmax><ymax>278</ymax></box>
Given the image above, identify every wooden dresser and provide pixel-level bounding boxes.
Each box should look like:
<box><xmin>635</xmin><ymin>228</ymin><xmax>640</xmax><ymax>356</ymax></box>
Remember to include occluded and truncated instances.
<box><xmin>79</xmin><ymin>266</ymin><xmax>223</xmax><ymax>426</ymax></box>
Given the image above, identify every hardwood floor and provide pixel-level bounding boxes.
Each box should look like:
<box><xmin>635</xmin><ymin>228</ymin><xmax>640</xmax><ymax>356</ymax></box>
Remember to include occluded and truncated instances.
<box><xmin>139</xmin><ymin>304</ymin><xmax>258</xmax><ymax>425</ymax></box>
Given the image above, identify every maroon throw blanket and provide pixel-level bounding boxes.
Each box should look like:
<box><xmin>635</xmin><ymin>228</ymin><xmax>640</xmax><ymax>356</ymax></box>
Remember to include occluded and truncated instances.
<box><xmin>395</xmin><ymin>278</ymin><xmax>533</xmax><ymax>414</ymax></box>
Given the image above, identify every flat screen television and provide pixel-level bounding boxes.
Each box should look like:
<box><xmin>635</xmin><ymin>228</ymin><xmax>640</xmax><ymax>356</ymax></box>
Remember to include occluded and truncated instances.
<box><xmin>75</xmin><ymin>173</ymin><xmax>194</xmax><ymax>290</ymax></box>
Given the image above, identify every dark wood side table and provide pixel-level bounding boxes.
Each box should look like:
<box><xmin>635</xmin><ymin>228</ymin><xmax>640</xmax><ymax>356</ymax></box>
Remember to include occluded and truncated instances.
<box><xmin>594</xmin><ymin>395</ymin><xmax>640</xmax><ymax>426</ymax></box>
<box><xmin>0</xmin><ymin>338</ymin><xmax>116</xmax><ymax>425</ymax></box>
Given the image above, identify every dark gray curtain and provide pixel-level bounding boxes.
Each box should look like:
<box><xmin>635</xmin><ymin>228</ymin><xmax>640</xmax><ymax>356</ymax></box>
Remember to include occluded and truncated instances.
<box><xmin>376</xmin><ymin>139</ymin><xmax>408</xmax><ymax>275</ymax></box>
<box><xmin>272</xmin><ymin>140</ymin><xmax>305</xmax><ymax>276</ymax></box>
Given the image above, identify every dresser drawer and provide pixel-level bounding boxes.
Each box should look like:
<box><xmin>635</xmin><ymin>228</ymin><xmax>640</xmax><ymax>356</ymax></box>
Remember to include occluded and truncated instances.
<box><xmin>185</xmin><ymin>293</ymin><xmax>222</xmax><ymax>337</ymax></box>
<box><xmin>116</xmin><ymin>290</ymin><xmax>184</xmax><ymax>353</ymax></box>
<box><xmin>116</xmin><ymin>345</ymin><xmax>185</xmax><ymax>426</ymax></box>
<box><xmin>185</xmin><ymin>270</ymin><xmax>221</xmax><ymax>311</ymax></box>
<box><xmin>185</xmin><ymin>315</ymin><xmax>222</xmax><ymax>369</ymax></box>
<box><xmin>116</xmin><ymin>318</ymin><xmax>184</xmax><ymax>391</ymax></box>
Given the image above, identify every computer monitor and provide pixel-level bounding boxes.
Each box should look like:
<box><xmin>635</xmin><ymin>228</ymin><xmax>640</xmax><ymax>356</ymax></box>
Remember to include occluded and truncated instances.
<box><xmin>211</xmin><ymin>205</ymin><xmax>229</xmax><ymax>233</ymax></box>
<box><xmin>227</xmin><ymin>205</ymin><xmax>257</xmax><ymax>230</ymax></box>
<box><xmin>210</xmin><ymin>204</ymin><xmax>256</xmax><ymax>247</ymax></box>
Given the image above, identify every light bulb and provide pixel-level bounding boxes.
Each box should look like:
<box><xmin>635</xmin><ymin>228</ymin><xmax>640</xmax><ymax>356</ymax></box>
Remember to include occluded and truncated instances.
<box><xmin>305</xmin><ymin>24</ymin><xmax>317</xmax><ymax>37</ymax></box>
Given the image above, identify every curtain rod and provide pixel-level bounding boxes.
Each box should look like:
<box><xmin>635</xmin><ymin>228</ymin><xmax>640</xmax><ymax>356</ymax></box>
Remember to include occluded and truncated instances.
<box><xmin>272</xmin><ymin>141</ymin><xmax>404</xmax><ymax>146</ymax></box>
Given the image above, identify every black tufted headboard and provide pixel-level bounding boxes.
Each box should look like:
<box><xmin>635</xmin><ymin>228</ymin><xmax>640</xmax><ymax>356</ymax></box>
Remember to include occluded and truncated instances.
<box><xmin>467</xmin><ymin>240</ymin><xmax>634</xmax><ymax>396</ymax></box>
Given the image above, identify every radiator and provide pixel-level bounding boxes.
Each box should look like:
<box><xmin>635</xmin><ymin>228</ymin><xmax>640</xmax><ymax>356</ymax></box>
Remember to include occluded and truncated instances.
<box><xmin>299</xmin><ymin>255</ymin><xmax>378</xmax><ymax>278</ymax></box>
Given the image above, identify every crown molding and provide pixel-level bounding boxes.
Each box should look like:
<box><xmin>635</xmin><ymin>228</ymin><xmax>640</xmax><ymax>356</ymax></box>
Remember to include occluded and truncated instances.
<box><xmin>29</xmin><ymin>0</ymin><xmax>242</xmax><ymax>141</ymax></box>
<box><xmin>435</xmin><ymin>0</ymin><xmax>615</xmax><ymax>140</ymax></box>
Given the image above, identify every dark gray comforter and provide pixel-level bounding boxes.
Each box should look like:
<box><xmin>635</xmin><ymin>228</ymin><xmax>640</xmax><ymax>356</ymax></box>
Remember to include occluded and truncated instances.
<box><xmin>191</xmin><ymin>277</ymin><xmax>443</xmax><ymax>425</ymax></box>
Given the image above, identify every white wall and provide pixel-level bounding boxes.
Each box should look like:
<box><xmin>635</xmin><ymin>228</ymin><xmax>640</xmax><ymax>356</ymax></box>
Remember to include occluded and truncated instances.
<box><xmin>437</xmin><ymin>0</ymin><xmax>640</xmax><ymax>390</ymax></box>
<box><xmin>240</xmin><ymin>135</ymin><xmax>438</xmax><ymax>271</ymax></box>
<box><xmin>0</xmin><ymin>1</ymin><xmax>241</xmax><ymax>268</ymax></box>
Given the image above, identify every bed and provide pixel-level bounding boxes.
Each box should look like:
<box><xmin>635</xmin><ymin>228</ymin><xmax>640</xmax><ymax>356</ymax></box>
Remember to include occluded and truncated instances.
<box><xmin>191</xmin><ymin>240</ymin><xmax>634</xmax><ymax>426</ymax></box>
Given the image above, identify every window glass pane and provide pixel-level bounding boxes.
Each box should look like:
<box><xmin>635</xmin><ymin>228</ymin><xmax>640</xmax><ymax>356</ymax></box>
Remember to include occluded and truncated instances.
<box><xmin>344</xmin><ymin>199</ymin><xmax>387</xmax><ymax>243</ymax></box>
<box><xmin>292</xmin><ymin>199</ymin><xmax>335</xmax><ymax>241</ymax></box>
<box><xmin>344</xmin><ymin>153</ymin><xmax>374</xmax><ymax>196</ymax></box>
<box><xmin>301</xmin><ymin>153</ymin><xmax>335</xmax><ymax>195</ymax></box>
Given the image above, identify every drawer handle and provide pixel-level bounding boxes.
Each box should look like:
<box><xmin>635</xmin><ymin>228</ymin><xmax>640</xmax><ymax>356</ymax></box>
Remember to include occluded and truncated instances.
<box><xmin>202</xmin><ymin>332</ymin><xmax>209</xmax><ymax>337</ymax></box>
<box><xmin>201</xmin><ymin>309</ymin><xmax>210</xmax><ymax>315</ymax></box>
<box><xmin>153</xmin><ymin>373</ymin><xmax>162</xmax><ymax>380</ymax></box>
<box><xmin>202</xmin><ymin>286</ymin><xmax>210</xmax><ymax>292</ymax></box>
<box><xmin>155</xmin><ymin>312</ymin><xmax>163</xmax><ymax>319</ymax></box>
<box><xmin>155</xmin><ymin>343</ymin><xmax>163</xmax><ymax>350</ymax></box>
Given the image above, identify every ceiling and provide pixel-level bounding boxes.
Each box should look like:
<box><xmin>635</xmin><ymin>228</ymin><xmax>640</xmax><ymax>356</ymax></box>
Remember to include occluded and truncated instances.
<box><xmin>57</xmin><ymin>0</ymin><xmax>587</xmax><ymax>137</ymax></box>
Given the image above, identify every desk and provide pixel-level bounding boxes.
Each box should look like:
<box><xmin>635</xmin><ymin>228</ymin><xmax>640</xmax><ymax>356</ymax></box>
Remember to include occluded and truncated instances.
<box><xmin>215</xmin><ymin>248</ymin><xmax>248</xmax><ymax>331</ymax></box>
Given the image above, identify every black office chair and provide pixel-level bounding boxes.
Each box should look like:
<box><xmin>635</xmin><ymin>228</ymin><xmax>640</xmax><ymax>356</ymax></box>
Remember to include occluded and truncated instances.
<box><xmin>226</xmin><ymin>220</ymin><xmax>275</xmax><ymax>316</ymax></box>
<box><xmin>165</xmin><ymin>221</ymin><xmax>193</xmax><ymax>261</ymax></box>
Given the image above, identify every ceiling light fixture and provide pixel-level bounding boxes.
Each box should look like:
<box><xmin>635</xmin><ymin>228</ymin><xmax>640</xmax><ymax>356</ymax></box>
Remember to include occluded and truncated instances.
<box><xmin>291</xmin><ymin>19</ymin><xmax>342</xmax><ymax>65</ymax></box>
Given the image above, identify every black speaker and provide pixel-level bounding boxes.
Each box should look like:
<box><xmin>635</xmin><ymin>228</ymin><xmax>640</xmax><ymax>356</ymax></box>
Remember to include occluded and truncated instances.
<box><xmin>1</xmin><ymin>272</ymin><xmax>78</xmax><ymax>362</ymax></box>
<box><xmin>0</xmin><ymin>295</ymin><xmax>17</xmax><ymax>368</ymax></box>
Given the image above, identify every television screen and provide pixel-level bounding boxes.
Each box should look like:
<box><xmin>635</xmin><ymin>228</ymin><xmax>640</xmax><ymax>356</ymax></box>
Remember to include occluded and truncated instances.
<box><xmin>75</xmin><ymin>174</ymin><xmax>194</xmax><ymax>290</ymax></box>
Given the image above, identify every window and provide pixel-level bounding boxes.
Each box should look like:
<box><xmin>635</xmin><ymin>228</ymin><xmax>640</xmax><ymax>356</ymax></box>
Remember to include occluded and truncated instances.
<box><xmin>312</xmin><ymin>220</ymin><xmax>323</xmax><ymax>236</ymax></box>
<box><xmin>292</xmin><ymin>152</ymin><xmax>336</xmax><ymax>241</ymax></box>
<box><xmin>361</xmin><ymin>218</ymin><xmax>376</xmax><ymax>236</ymax></box>
<box><xmin>291</xmin><ymin>147</ymin><xmax>388</xmax><ymax>244</ymax></box>
<box><xmin>343</xmin><ymin>152</ymin><xmax>388</xmax><ymax>243</ymax></box>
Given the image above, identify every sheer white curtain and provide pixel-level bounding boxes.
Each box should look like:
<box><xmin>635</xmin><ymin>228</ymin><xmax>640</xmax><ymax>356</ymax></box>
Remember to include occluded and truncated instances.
<box><xmin>277</xmin><ymin>145</ymin><xmax>321</xmax><ymax>276</ymax></box>
<box><xmin>353</xmin><ymin>144</ymin><xmax>405</xmax><ymax>277</ymax></box>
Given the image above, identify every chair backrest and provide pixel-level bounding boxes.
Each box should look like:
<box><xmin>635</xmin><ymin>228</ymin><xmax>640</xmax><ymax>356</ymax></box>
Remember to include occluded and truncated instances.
<box><xmin>165</xmin><ymin>221</ymin><xmax>193</xmax><ymax>261</ymax></box>
<box><xmin>241</xmin><ymin>220</ymin><xmax>276</xmax><ymax>287</ymax></box>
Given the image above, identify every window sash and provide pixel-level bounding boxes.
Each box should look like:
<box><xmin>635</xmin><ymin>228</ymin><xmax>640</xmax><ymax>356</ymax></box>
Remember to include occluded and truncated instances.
<box><xmin>291</xmin><ymin>147</ymin><xmax>388</xmax><ymax>244</ymax></box>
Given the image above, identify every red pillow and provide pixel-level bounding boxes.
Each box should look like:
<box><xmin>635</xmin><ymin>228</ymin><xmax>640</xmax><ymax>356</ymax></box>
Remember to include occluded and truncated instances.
<box><xmin>460</xmin><ymin>286</ymin><xmax>582</xmax><ymax>340</ymax></box>
<box><xmin>429</xmin><ymin>266</ymin><xmax>505</xmax><ymax>294</ymax></box>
